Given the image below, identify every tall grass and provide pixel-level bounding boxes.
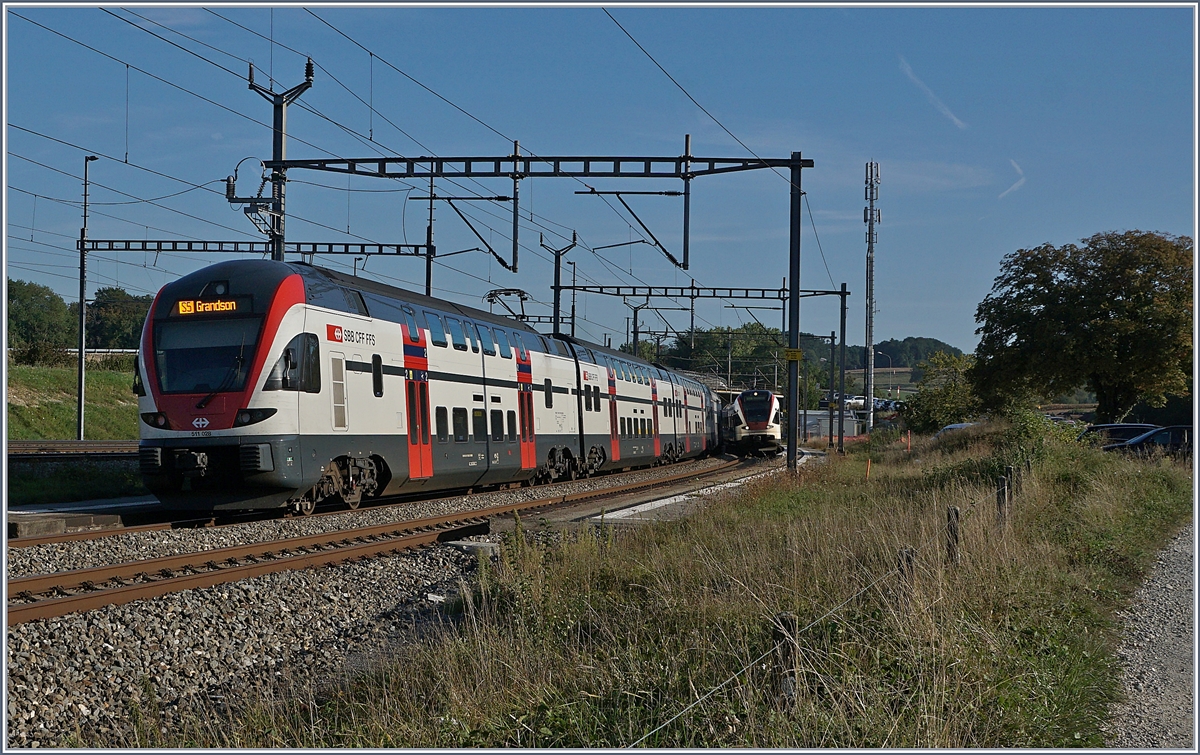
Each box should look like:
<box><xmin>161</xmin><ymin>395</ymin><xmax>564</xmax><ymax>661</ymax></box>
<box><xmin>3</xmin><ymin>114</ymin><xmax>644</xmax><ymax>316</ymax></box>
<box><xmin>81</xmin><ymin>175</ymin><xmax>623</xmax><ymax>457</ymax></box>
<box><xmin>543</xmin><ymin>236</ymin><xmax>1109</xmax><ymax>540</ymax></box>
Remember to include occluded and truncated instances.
<box><xmin>7</xmin><ymin>365</ymin><xmax>140</xmax><ymax>440</ymax></box>
<box><xmin>91</xmin><ymin>422</ymin><xmax>1191</xmax><ymax>747</ymax></box>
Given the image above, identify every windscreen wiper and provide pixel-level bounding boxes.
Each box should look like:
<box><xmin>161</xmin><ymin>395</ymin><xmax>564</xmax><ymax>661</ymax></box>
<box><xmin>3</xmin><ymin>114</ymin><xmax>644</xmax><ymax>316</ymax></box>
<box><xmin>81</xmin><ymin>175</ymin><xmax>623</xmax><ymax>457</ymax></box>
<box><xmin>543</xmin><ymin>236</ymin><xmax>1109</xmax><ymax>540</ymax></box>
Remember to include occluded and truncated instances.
<box><xmin>195</xmin><ymin>355</ymin><xmax>244</xmax><ymax>409</ymax></box>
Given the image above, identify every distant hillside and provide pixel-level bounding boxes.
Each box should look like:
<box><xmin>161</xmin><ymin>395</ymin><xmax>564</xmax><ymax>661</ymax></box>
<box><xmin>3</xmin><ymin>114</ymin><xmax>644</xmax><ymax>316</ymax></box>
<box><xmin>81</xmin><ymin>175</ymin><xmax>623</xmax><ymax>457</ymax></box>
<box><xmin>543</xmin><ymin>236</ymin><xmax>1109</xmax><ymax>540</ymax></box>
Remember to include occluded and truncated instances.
<box><xmin>799</xmin><ymin>335</ymin><xmax>963</xmax><ymax>370</ymax></box>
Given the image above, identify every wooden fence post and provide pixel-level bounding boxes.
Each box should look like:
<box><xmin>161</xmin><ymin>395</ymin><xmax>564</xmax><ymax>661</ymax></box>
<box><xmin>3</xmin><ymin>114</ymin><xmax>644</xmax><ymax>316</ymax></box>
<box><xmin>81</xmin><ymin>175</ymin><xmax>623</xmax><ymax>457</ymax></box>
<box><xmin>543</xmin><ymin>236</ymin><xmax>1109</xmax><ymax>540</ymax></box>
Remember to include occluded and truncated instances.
<box><xmin>1005</xmin><ymin>465</ymin><xmax>1016</xmax><ymax>500</ymax></box>
<box><xmin>946</xmin><ymin>506</ymin><xmax>960</xmax><ymax>565</ymax></box>
<box><xmin>897</xmin><ymin>547</ymin><xmax>915</xmax><ymax>597</ymax></box>
<box><xmin>996</xmin><ymin>476</ymin><xmax>1008</xmax><ymax>529</ymax></box>
<box><xmin>773</xmin><ymin>612</ymin><xmax>798</xmax><ymax>705</ymax></box>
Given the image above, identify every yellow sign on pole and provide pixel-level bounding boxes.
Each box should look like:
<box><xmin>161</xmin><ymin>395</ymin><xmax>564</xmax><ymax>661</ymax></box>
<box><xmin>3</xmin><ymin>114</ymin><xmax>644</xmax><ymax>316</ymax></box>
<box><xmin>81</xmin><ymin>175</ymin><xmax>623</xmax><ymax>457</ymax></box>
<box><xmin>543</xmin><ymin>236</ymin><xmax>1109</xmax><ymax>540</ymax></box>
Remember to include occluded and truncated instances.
<box><xmin>784</xmin><ymin>348</ymin><xmax>804</xmax><ymax>362</ymax></box>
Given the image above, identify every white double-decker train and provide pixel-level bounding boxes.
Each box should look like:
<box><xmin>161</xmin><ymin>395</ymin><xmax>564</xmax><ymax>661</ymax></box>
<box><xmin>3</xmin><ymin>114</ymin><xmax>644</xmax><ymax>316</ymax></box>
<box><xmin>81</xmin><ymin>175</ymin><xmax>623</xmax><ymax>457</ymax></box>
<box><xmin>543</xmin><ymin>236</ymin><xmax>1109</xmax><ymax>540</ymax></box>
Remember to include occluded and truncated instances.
<box><xmin>135</xmin><ymin>259</ymin><xmax>719</xmax><ymax>513</ymax></box>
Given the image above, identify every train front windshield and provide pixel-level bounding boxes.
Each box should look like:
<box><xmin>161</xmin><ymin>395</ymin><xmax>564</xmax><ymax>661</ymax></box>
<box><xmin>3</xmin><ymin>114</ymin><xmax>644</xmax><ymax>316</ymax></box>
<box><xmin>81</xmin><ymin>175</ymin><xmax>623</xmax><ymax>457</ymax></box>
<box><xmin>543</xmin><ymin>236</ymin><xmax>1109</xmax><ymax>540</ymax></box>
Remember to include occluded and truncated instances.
<box><xmin>154</xmin><ymin>317</ymin><xmax>263</xmax><ymax>394</ymax></box>
<box><xmin>740</xmin><ymin>394</ymin><xmax>774</xmax><ymax>423</ymax></box>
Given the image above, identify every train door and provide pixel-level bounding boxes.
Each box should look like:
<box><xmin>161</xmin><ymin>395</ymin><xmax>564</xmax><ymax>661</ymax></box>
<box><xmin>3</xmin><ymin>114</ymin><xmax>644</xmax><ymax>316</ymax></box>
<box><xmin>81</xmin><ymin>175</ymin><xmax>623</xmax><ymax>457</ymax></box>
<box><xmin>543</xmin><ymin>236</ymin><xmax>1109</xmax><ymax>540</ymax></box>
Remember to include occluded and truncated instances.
<box><xmin>514</xmin><ymin>332</ymin><xmax>537</xmax><ymax>470</ymax></box>
<box><xmin>606</xmin><ymin>360</ymin><xmax>620</xmax><ymax>462</ymax></box>
<box><xmin>400</xmin><ymin>309</ymin><xmax>433</xmax><ymax>480</ymax></box>
<box><xmin>650</xmin><ymin>376</ymin><xmax>661</xmax><ymax>457</ymax></box>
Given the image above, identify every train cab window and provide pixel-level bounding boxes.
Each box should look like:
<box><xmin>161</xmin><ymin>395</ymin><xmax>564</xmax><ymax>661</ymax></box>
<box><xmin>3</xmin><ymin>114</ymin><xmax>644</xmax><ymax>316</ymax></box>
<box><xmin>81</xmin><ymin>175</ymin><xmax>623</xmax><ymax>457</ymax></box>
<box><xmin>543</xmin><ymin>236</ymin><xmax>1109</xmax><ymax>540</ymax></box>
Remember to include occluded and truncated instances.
<box><xmin>507</xmin><ymin>410</ymin><xmax>517</xmax><ymax>441</ymax></box>
<box><xmin>494</xmin><ymin>329</ymin><xmax>512</xmax><ymax>358</ymax></box>
<box><xmin>491</xmin><ymin>409</ymin><xmax>504</xmax><ymax>441</ymax></box>
<box><xmin>477</xmin><ymin>325</ymin><xmax>497</xmax><ymax>356</ymax></box>
<box><xmin>446</xmin><ymin>318</ymin><xmax>468</xmax><ymax>351</ymax></box>
<box><xmin>265</xmin><ymin>333</ymin><xmax>321</xmax><ymax>393</ymax></box>
<box><xmin>436</xmin><ymin>407</ymin><xmax>449</xmax><ymax>443</ymax></box>
<box><xmin>472</xmin><ymin>409</ymin><xmax>487</xmax><ymax>441</ymax></box>
<box><xmin>402</xmin><ymin>307</ymin><xmax>422</xmax><ymax>343</ymax></box>
<box><xmin>452</xmin><ymin>408</ymin><xmax>469</xmax><ymax>442</ymax></box>
<box><xmin>544</xmin><ymin>378</ymin><xmax>554</xmax><ymax>408</ymax></box>
<box><xmin>513</xmin><ymin>332</ymin><xmax>529</xmax><ymax>360</ymax></box>
<box><xmin>424</xmin><ymin>311</ymin><xmax>448</xmax><ymax>347</ymax></box>
<box><xmin>466</xmin><ymin>322</ymin><xmax>480</xmax><ymax>353</ymax></box>
<box><xmin>371</xmin><ymin>355</ymin><xmax>383</xmax><ymax>397</ymax></box>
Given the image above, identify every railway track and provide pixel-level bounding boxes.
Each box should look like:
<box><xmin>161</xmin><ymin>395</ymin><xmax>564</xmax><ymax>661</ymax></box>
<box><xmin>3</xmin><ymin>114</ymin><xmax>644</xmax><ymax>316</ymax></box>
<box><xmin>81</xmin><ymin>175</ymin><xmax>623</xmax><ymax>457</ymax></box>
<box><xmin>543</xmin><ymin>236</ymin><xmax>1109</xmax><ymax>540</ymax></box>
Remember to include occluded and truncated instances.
<box><xmin>7</xmin><ymin>456</ymin><xmax>730</xmax><ymax>548</ymax></box>
<box><xmin>7</xmin><ymin>457</ymin><xmax>745</xmax><ymax>625</ymax></box>
<box><xmin>8</xmin><ymin>440</ymin><xmax>139</xmax><ymax>461</ymax></box>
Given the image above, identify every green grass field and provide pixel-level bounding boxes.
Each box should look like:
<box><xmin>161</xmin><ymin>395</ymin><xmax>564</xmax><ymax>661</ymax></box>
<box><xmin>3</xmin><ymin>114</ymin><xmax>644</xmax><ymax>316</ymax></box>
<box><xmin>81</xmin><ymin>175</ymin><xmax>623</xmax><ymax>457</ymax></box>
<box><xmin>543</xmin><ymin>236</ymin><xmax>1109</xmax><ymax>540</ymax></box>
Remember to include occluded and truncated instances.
<box><xmin>110</xmin><ymin>418</ymin><xmax>1191</xmax><ymax>748</ymax></box>
<box><xmin>7</xmin><ymin>365</ymin><xmax>140</xmax><ymax>440</ymax></box>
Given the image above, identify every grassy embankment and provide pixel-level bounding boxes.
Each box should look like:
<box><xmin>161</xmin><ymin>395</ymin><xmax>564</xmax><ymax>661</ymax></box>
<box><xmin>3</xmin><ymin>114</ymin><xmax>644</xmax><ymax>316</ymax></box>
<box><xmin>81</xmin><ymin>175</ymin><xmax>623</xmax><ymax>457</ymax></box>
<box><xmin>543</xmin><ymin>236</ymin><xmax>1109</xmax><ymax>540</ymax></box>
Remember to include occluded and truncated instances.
<box><xmin>115</xmin><ymin>418</ymin><xmax>1191</xmax><ymax>748</ymax></box>
<box><xmin>7</xmin><ymin>362</ymin><xmax>146</xmax><ymax>503</ymax></box>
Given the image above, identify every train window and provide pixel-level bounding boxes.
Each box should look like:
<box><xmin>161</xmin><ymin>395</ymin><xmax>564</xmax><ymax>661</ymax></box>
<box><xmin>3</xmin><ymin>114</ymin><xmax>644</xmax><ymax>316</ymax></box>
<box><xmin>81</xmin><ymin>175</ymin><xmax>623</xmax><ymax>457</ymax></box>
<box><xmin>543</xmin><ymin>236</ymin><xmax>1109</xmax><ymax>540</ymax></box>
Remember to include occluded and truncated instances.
<box><xmin>264</xmin><ymin>333</ymin><xmax>321</xmax><ymax>393</ymax></box>
<box><xmin>620</xmin><ymin>417</ymin><xmax>627</xmax><ymax>439</ymax></box>
<box><xmin>402</xmin><ymin>308</ymin><xmax>421</xmax><ymax>343</ymax></box>
<box><xmin>550</xmin><ymin>339</ymin><xmax>569</xmax><ymax>357</ymax></box>
<box><xmin>513</xmin><ymin>332</ymin><xmax>528</xmax><ymax>360</ymax></box>
<box><xmin>472</xmin><ymin>409</ymin><xmax>487</xmax><ymax>441</ymax></box>
<box><xmin>584</xmin><ymin>385</ymin><xmax>592</xmax><ymax>412</ymax></box>
<box><xmin>493</xmin><ymin>329</ymin><xmax>512</xmax><ymax>359</ymax></box>
<box><xmin>544</xmin><ymin>378</ymin><xmax>554</xmax><ymax>408</ymax></box>
<box><xmin>424</xmin><ymin>311</ymin><xmax>448</xmax><ymax>347</ymax></box>
<box><xmin>491</xmin><ymin>409</ymin><xmax>504</xmax><ymax>442</ymax></box>
<box><xmin>436</xmin><ymin>407</ymin><xmax>449</xmax><ymax>443</ymax></box>
<box><xmin>419</xmin><ymin>384</ymin><xmax>430</xmax><ymax>444</ymax></box>
<box><xmin>407</xmin><ymin>390</ymin><xmax>419</xmax><ymax>446</ymax></box>
<box><xmin>445</xmin><ymin>318</ymin><xmax>468</xmax><ymax>351</ymax></box>
<box><xmin>477</xmin><ymin>325</ymin><xmax>497</xmax><ymax>356</ymax></box>
<box><xmin>507</xmin><ymin>410</ymin><xmax>517</xmax><ymax>441</ymax></box>
<box><xmin>642</xmin><ymin>418</ymin><xmax>648</xmax><ymax>437</ymax></box>
<box><xmin>537</xmin><ymin>335</ymin><xmax>550</xmax><ymax>352</ymax></box>
<box><xmin>372</xmin><ymin>355</ymin><xmax>383</xmax><ymax>397</ymax></box>
<box><xmin>343</xmin><ymin>288</ymin><xmax>369</xmax><ymax>316</ymax></box>
<box><xmin>596</xmin><ymin>387</ymin><xmax>603</xmax><ymax>412</ymax></box>
<box><xmin>452</xmin><ymin>408</ymin><xmax>468</xmax><ymax>442</ymax></box>
<box><xmin>466</xmin><ymin>322</ymin><xmax>480</xmax><ymax>353</ymax></box>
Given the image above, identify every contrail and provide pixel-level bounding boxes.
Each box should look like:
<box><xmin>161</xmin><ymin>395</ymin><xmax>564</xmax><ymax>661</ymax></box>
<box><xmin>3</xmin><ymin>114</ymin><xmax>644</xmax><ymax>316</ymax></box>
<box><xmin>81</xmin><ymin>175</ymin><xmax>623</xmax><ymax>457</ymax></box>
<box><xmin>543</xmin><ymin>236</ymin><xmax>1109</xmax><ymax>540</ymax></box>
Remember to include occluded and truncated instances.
<box><xmin>899</xmin><ymin>55</ymin><xmax>967</xmax><ymax>130</ymax></box>
<box><xmin>998</xmin><ymin>158</ymin><xmax>1026</xmax><ymax>199</ymax></box>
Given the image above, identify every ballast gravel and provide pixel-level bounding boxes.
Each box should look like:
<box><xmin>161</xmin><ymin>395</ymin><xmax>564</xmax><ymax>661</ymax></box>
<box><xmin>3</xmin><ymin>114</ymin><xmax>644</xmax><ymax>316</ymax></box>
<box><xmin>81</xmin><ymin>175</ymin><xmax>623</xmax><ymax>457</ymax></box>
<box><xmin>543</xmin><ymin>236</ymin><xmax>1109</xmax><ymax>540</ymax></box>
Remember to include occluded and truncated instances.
<box><xmin>8</xmin><ymin>456</ymin><xmax>734</xmax><ymax>578</ymax></box>
<box><xmin>6</xmin><ymin>544</ymin><xmax>479</xmax><ymax>747</ymax></box>
<box><xmin>1103</xmin><ymin>521</ymin><xmax>1194</xmax><ymax>749</ymax></box>
<box><xmin>5</xmin><ymin>457</ymin><xmax>740</xmax><ymax>747</ymax></box>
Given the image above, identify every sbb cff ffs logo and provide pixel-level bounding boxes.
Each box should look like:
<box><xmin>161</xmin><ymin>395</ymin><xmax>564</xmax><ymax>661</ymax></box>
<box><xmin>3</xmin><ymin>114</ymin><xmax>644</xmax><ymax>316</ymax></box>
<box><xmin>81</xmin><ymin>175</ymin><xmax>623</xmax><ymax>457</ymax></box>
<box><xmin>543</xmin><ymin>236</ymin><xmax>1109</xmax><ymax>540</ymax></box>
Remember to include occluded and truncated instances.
<box><xmin>327</xmin><ymin>324</ymin><xmax>344</xmax><ymax>342</ymax></box>
<box><xmin>192</xmin><ymin>417</ymin><xmax>210</xmax><ymax>429</ymax></box>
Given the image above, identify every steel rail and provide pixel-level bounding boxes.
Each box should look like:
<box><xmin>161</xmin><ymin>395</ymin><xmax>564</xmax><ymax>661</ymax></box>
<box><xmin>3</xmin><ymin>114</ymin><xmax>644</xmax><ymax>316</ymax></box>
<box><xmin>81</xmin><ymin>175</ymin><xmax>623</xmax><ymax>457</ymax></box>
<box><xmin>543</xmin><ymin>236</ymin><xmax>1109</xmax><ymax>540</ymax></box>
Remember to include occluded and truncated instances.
<box><xmin>7</xmin><ymin>458</ymin><xmax>742</xmax><ymax>625</ymax></box>
<box><xmin>7</xmin><ymin>457</ymin><xmax>722</xmax><ymax>548</ymax></box>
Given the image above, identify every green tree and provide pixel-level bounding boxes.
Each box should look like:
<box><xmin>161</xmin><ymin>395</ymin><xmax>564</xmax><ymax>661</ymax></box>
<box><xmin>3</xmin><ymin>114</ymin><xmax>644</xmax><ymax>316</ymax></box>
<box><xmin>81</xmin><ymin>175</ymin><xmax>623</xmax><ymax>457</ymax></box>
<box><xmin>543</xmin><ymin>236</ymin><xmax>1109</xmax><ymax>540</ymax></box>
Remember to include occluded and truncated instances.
<box><xmin>6</xmin><ymin>279</ymin><xmax>76</xmax><ymax>363</ymax></box>
<box><xmin>971</xmin><ymin>231</ymin><xmax>1192</xmax><ymax>423</ymax></box>
<box><xmin>86</xmin><ymin>287</ymin><xmax>153</xmax><ymax>349</ymax></box>
<box><xmin>900</xmin><ymin>351</ymin><xmax>980</xmax><ymax>434</ymax></box>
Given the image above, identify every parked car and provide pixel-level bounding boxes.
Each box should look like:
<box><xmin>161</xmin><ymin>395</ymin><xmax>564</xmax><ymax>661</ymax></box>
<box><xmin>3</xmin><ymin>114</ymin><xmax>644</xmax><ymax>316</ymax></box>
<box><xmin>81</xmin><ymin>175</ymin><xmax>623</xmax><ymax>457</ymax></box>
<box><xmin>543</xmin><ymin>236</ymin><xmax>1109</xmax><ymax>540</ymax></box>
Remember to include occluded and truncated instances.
<box><xmin>1077</xmin><ymin>423</ymin><xmax>1159</xmax><ymax>446</ymax></box>
<box><xmin>1103</xmin><ymin>426</ymin><xmax>1192</xmax><ymax>457</ymax></box>
<box><xmin>933</xmin><ymin>422</ymin><xmax>978</xmax><ymax>439</ymax></box>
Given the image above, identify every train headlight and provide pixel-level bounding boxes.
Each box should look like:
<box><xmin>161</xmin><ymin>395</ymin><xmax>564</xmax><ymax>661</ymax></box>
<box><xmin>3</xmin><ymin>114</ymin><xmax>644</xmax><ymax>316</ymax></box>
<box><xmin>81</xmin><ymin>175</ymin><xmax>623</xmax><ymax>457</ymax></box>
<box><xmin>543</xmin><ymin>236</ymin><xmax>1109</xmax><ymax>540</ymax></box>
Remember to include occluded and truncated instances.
<box><xmin>233</xmin><ymin>407</ymin><xmax>278</xmax><ymax>427</ymax></box>
<box><xmin>140</xmin><ymin>412</ymin><xmax>170</xmax><ymax>429</ymax></box>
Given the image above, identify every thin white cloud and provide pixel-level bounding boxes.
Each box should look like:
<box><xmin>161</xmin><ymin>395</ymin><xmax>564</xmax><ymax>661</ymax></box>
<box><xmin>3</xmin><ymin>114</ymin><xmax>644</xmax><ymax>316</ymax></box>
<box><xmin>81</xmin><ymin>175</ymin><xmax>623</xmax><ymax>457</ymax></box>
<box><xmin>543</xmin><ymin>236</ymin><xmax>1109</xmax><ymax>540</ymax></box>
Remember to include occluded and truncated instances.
<box><xmin>998</xmin><ymin>159</ymin><xmax>1026</xmax><ymax>199</ymax></box>
<box><xmin>899</xmin><ymin>56</ymin><xmax>967</xmax><ymax>130</ymax></box>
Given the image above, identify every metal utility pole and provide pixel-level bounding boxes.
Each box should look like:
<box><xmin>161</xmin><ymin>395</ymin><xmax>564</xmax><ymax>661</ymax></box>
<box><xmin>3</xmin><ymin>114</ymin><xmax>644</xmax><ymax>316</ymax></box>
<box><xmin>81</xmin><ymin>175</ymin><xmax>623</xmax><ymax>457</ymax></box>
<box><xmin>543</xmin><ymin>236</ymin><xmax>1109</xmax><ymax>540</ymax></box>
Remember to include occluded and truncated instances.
<box><xmin>786</xmin><ymin>152</ymin><xmax>806</xmax><ymax>471</ymax></box>
<box><xmin>827</xmin><ymin>333</ymin><xmax>836</xmax><ymax>450</ymax></box>
<box><xmin>425</xmin><ymin>175</ymin><xmax>435</xmax><ymax>296</ymax></box>
<box><xmin>864</xmin><ymin>161</ymin><xmax>880</xmax><ymax>432</ymax></box>
<box><xmin>567</xmin><ymin>260</ymin><xmax>578</xmax><ymax>337</ymax></box>
<box><xmin>247</xmin><ymin>58</ymin><xmax>313</xmax><ymax>261</ymax></box>
<box><xmin>682</xmin><ymin>134</ymin><xmax>692</xmax><ymax>270</ymax></box>
<box><xmin>544</xmin><ymin>232</ymin><xmax>578</xmax><ymax>335</ymax></box>
<box><xmin>726</xmin><ymin>328</ymin><xmax>733</xmax><ymax>389</ymax></box>
<box><xmin>510</xmin><ymin>140</ymin><xmax>521</xmax><ymax>273</ymax></box>
<box><xmin>838</xmin><ymin>282</ymin><xmax>848</xmax><ymax>454</ymax></box>
<box><xmin>77</xmin><ymin>155</ymin><xmax>98</xmax><ymax>441</ymax></box>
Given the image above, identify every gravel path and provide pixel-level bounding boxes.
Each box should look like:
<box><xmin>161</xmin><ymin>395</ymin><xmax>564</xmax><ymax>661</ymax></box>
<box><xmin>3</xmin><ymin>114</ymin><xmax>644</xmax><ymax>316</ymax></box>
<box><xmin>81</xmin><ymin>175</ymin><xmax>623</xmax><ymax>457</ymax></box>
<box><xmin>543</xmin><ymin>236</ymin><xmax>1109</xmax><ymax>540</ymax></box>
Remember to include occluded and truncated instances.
<box><xmin>1104</xmin><ymin>521</ymin><xmax>1195</xmax><ymax>748</ymax></box>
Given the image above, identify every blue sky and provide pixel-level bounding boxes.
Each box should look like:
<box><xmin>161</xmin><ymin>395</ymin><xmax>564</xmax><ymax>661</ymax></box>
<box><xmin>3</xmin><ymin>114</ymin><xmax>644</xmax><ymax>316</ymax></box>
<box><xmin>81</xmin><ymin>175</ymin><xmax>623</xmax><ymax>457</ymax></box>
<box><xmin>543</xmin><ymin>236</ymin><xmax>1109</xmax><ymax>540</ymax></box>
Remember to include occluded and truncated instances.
<box><xmin>4</xmin><ymin>4</ymin><xmax>1195</xmax><ymax>353</ymax></box>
